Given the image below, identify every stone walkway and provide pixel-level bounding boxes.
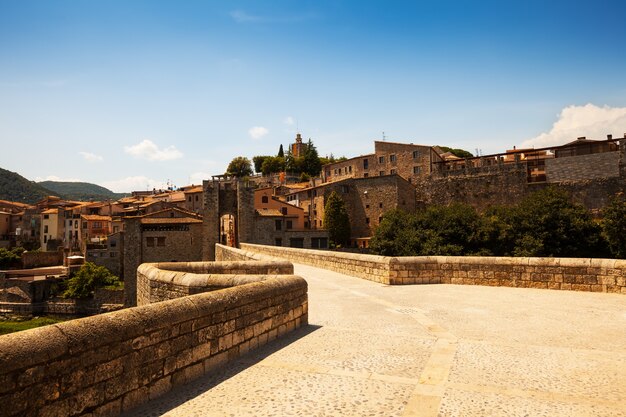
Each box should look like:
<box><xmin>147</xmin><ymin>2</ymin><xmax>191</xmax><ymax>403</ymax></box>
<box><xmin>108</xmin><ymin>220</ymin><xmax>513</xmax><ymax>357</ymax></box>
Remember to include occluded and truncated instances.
<box><xmin>125</xmin><ymin>263</ymin><xmax>626</xmax><ymax>416</ymax></box>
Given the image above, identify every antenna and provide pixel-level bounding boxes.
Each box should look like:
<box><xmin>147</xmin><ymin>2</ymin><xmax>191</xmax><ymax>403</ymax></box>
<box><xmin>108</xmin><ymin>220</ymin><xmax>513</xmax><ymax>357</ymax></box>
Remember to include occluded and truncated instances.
<box><xmin>382</xmin><ymin>131</ymin><xmax>386</xmax><ymax>141</ymax></box>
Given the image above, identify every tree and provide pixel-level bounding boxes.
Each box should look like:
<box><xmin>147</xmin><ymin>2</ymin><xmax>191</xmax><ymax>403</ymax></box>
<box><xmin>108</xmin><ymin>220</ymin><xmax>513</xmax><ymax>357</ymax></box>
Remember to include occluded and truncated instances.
<box><xmin>302</xmin><ymin>139</ymin><xmax>322</xmax><ymax>177</ymax></box>
<box><xmin>438</xmin><ymin>146</ymin><xmax>473</xmax><ymax>158</ymax></box>
<box><xmin>63</xmin><ymin>262</ymin><xmax>123</xmax><ymax>299</ymax></box>
<box><xmin>323</xmin><ymin>191</ymin><xmax>351</xmax><ymax>247</ymax></box>
<box><xmin>0</xmin><ymin>247</ymin><xmax>24</xmax><ymax>269</ymax></box>
<box><xmin>277</xmin><ymin>144</ymin><xmax>284</xmax><ymax>158</ymax></box>
<box><xmin>510</xmin><ymin>187</ymin><xmax>605</xmax><ymax>257</ymax></box>
<box><xmin>602</xmin><ymin>195</ymin><xmax>626</xmax><ymax>258</ymax></box>
<box><xmin>261</xmin><ymin>156</ymin><xmax>285</xmax><ymax>175</ymax></box>
<box><xmin>284</xmin><ymin>149</ymin><xmax>303</xmax><ymax>174</ymax></box>
<box><xmin>252</xmin><ymin>156</ymin><xmax>271</xmax><ymax>174</ymax></box>
<box><xmin>225</xmin><ymin>156</ymin><xmax>253</xmax><ymax>177</ymax></box>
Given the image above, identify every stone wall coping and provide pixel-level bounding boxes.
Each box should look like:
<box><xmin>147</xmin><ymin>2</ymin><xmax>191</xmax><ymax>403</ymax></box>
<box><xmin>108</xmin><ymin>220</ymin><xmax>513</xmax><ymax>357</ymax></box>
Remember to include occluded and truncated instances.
<box><xmin>152</xmin><ymin>260</ymin><xmax>293</xmax><ymax>274</ymax></box>
<box><xmin>0</xmin><ymin>274</ymin><xmax>306</xmax><ymax>375</ymax></box>
<box><xmin>240</xmin><ymin>243</ymin><xmax>391</xmax><ymax>265</ymax></box>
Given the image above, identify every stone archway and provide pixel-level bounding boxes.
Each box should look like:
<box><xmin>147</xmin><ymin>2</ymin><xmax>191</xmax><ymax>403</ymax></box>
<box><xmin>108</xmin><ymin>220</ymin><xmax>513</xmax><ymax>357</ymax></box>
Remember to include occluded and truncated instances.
<box><xmin>202</xmin><ymin>178</ymin><xmax>255</xmax><ymax>260</ymax></box>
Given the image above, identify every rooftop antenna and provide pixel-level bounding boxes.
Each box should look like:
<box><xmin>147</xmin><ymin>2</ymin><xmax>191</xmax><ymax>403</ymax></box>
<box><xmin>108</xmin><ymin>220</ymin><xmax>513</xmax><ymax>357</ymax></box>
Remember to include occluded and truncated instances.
<box><xmin>382</xmin><ymin>131</ymin><xmax>386</xmax><ymax>141</ymax></box>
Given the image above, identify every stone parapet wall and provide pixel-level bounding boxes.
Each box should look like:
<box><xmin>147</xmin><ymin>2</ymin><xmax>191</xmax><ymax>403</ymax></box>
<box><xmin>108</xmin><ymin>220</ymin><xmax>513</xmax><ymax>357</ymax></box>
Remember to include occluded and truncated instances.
<box><xmin>22</xmin><ymin>251</ymin><xmax>63</xmax><ymax>269</ymax></box>
<box><xmin>137</xmin><ymin>260</ymin><xmax>294</xmax><ymax>305</ymax></box>
<box><xmin>240</xmin><ymin>243</ymin><xmax>391</xmax><ymax>284</ymax></box>
<box><xmin>241</xmin><ymin>243</ymin><xmax>626</xmax><ymax>294</ymax></box>
<box><xmin>0</xmin><ymin>265</ymin><xmax>308</xmax><ymax>417</ymax></box>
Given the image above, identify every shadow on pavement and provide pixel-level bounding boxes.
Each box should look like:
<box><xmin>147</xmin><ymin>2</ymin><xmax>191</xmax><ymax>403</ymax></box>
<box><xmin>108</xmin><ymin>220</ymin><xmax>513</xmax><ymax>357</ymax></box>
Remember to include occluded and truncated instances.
<box><xmin>122</xmin><ymin>324</ymin><xmax>322</xmax><ymax>417</ymax></box>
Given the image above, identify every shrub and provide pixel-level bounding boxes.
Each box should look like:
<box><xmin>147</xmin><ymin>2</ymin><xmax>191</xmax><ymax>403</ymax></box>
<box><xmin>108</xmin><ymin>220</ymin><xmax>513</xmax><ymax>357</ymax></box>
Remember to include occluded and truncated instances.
<box><xmin>63</xmin><ymin>262</ymin><xmax>123</xmax><ymax>299</ymax></box>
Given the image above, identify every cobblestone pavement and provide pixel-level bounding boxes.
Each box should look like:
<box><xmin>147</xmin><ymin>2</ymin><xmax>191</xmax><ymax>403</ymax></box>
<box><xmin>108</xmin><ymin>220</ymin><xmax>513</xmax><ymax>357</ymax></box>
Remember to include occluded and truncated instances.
<box><xmin>126</xmin><ymin>263</ymin><xmax>626</xmax><ymax>417</ymax></box>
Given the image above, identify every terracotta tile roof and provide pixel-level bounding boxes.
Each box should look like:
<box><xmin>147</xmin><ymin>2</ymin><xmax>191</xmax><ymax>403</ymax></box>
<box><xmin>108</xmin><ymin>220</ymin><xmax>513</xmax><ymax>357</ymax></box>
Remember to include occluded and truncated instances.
<box><xmin>81</xmin><ymin>215</ymin><xmax>112</xmax><ymax>221</ymax></box>
<box><xmin>256</xmin><ymin>209</ymin><xmax>283</xmax><ymax>217</ymax></box>
<box><xmin>41</xmin><ymin>208</ymin><xmax>59</xmax><ymax>215</ymax></box>
<box><xmin>183</xmin><ymin>186</ymin><xmax>203</xmax><ymax>193</ymax></box>
<box><xmin>139</xmin><ymin>217</ymin><xmax>203</xmax><ymax>224</ymax></box>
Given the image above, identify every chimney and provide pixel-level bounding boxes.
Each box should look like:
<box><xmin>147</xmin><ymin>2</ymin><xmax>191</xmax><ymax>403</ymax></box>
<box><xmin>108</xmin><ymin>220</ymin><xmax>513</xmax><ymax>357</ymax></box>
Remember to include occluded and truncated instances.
<box><xmin>608</xmin><ymin>134</ymin><xmax>613</xmax><ymax>140</ymax></box>
<box><xmin>577</xmin><ymin>136</ymin><xmax>586</xmax><ymax>140</ymax></box>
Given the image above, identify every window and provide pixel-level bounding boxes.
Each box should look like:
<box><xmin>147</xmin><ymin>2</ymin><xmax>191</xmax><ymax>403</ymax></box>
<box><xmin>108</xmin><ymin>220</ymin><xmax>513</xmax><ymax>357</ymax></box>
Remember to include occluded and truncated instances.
<box><xmin>281</xmin><ymin>207</ymin><xmax>288</xmax><ymax>215</ymax></box>
<box><xmin>379</xmin><ymin>216</ymin><xmax>383</xmax><ymax>223</ymax></box>
<box><xmin>363</xmin><ymin>158</ymin><xmax>369</xmax><ymax>169</ymax></box>
<box><xmin>379</xmin><ymin>171</ymin><xmax>385</xmax><ymax>176</ymax></box>
<box><xmin>275</xmin><ymin>238</ymin><xmax>282</xmax><ymax>246</ymax></box>
<box><xmin>413</xmin><ymin>150</ymin><xmax>419</xmax><ymax>159</ymax></box>
<box><xmin>188</xmin><ymin>196</ymin><xmax>192</xmax><ymax>202</ymax></box>
<box><xmin>304</xmin><ymin>221</ymin><xmax>309</xmax><ymax>228</ymax></box>
<box><xmin>289</xmin><ymin>237</ymin><xmax>304</xmax><ymax>248</ymax></box>
<box><xmin>110</xmin><ymin>252</ymin><xmax>117</xmax><ymax>258</ymax></box>
<box><xmin>113</xmin><ymin>226</ymin><xmax>119</xmax><ymax>233</ymax></box>
<box><xmin>44</xmin><ymin>235</ymin><xmax>47</xmax><ymax>243</ymax></box>
<box><xmin>366</xmin><ymin>217</ymin><xmax>370</xmax><ymax>224</ymax></box>
<box><xmin>349</xmin><ymin>166</ymin><xmax>352</xmax><ymax>173</ymax></box>
<box><xmin>311</xmin><ymin>237</ymin><xmax>328</xmax><ymax>249</ymax></box>
<box><xmin>364</xmin><ymin>173</ymin><xmax>369</xmax><ymax>178</ymax></box>
<box><xmin>110</xmin><ymin>240</ymin><xmax>117</xmax><ymax>248</ymax></box>
<box><xmin>262</xmin><ymin>196</ymin><xmax>269</xmax><ymax>204</ymax></box>
<box><xmin>379</xmin><ymin>202</ymin><xmax>383</xmax><ymax>208</ymax></box>
<box><xmin>74</xmin><ymin>220</ymin><xmax>78</xmax><ymax>228</ymax></box>
<box><xmin>390</xmin><ymin>154</ymin><xmax>397</xmax><ymax>162</ymax></box>
<box><xmin>378</xmin><ymin>156</ymin><xmax>385</xmax><ymax>163</ymax></box>
<box><xmin>413</xmin><ymin>166</ymin><xmax>420</xmax><ymax>174</ymax></box>
<box><xmin>93</xmin><ymin>222</ymin><xmax>102</xmax><ymax>229</ymax></box>
<box><xmin>275</xmin><ymin>220</ymin><xmax>282</xmax><ymax>231</ymax></box>
<box><xmin>44</xmin><ymin>225</ymin><xmax>48</xmax><ymax>233</ymax></box>
<box><xmin>341</xmin><ymin>185</ymin><xmax>349</xmax><ymax>194</ymax></box>
<box><xmin>82</xmin><ymin>222</ymin><xmax>87</xmax><ymax>229</ymax></box>
<box><xmin>365</xmin><ymin>204</ymin><xmax>370</xmax><ymax>209</ymax></box>
<box><xmin>157</xmin><ymin>237</ymin><xmax>166</xmax><ymax>247</ymax></box>
<box><xmin>146</xmin><ymin>237</ymin><xmax>155</xmax><ymax>247</ymax></box>
<box><xmin>195</xmin><ymin>195</ymin><xmax>199</xmax><ymax>202</ymax></box>
<box><xmin>286</xmin><ymin>220</ymin><xmax>293</xmax><ymax>229</ymax></box>
<box><xmin>390</xmin><ymin>169</ymin><xmax>397</xmax><ymax>175</ymax></box>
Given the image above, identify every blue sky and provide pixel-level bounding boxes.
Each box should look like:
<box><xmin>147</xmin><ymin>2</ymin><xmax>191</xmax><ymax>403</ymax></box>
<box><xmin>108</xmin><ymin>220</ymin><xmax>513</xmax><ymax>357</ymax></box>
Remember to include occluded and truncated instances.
<box><xmin>1</xmin><ymin>0</ymin><xmax>626</xmax><ymax>192</ymax></box>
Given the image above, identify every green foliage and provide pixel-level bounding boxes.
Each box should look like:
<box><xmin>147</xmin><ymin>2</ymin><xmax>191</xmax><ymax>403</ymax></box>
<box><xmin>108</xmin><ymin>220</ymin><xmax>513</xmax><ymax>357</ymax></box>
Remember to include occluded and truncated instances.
<box><xmin>319</xmin><ymin>154</ymin><xmax>348</xmax><ymax>166</ymax></box>
<box><xmin>38</xmin><ymin>181</ymin><xmax>127</xmax><ymax>201</ymax></box>
<box><xmin>302</xmin><ymin>139</ymin><xmax>322</xmax><ymax>177</ymax></box>
<box><xmin>438</xmin><ymin>146</ymin><xmax>473</xmax><ymax>158</ymax></box>
<box><xmin>324</xmin><ymin>191</ymin><xmax>351</xmax><ymax>247</ymax></box>
<box><xmin>371</xmin><ymin>188</ymin><xmax>609</xmax><ymax>258</ymax></box>
<box><xmin>261</xmin><ymin>156</ymin><xmax>286</xmax><ymax>175</ymax></box>
<box><xmin>602</xmin><ymin>195</ymin><xmax>626</xmax><ymax>258</ymax></box>
<box><xmin>284</xmin><ymin>149</ymin><xmax>303</xmax><ymax>173</ymax></box>
<box><xmin>0</xmin><ymin>316</ymin><xmax>67</xmax><ymax>335</ymax></box>
<box><xmin>225</xmin><ymin>156</ymin><xmax>253</xmax><ymax>177</ymax></box>
<box><xmin>0</xmin><ymin>167</ymin><xmax>58</xmax><ymax>204</ymax></box>
<box><xmin>63</xmin><ymin>262</ymin><xmax>123</xmax><ymax>299</ymax></box>
<box><xmin>0</xmin><ymin>247</ymin><xmax>24</xmax><ymax>269</ymax></box>
<box><xmin>252</xmin><ymin>156</ymin><xmax>272</xmax><ymax>174</ymax></box>
<box><xmin>277</xmin><ymin>144</ymin><xmax>284</xmax><ymax>158</ymax></box>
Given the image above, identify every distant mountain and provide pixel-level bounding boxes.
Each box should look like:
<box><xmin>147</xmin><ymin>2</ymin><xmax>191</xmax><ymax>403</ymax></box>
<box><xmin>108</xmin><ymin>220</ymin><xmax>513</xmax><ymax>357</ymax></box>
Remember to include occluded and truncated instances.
<box><xmin>0</xmin><ymin>167</ymin><xmax>59</xmax><ymax>204</ymax></box>
<box><xmin>38</xmin><ymin>181</ymin><xmax>127</xmax><ymax>201</ymax></box>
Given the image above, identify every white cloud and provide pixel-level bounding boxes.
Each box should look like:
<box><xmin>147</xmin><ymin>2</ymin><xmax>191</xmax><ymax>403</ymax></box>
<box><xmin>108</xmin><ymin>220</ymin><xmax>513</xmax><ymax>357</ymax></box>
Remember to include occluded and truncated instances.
<box><xmin>284</xmin><ymin>116</ymin><xmax>295</xmax><ymax>126</ymax></box>
<box><xmin>230</xmin><ymin>9</ymin><xmax>317</xmax><ymax>23</ymax></box>
<box><xmin>522</xmin><ymin>104</ymin><xmax>626</xmax><ymax>149</ymax></box>
<box><xmin>35</xmin><ymin>175</ymin><xmax>82</xmax><ymax>182</ymax></box>
<box><xmin>230</xmin><ymin>10</ymin><xmax>262</xmax><ymax>23</ymax></box>
<box><xmin>248</xmin><ymin>126</ymin><xmax>269</xmax><ymax>140</ymax></box>
<box><xmin>100</xmin><ymin>176</ymin><xmax>166</xmax><ymax>193</ymax></box>
<box><xmin>79</xmin><ymin>151</ymin><xmax>103</xmax><ymax>162</ymax></box>
<box><xmin>124</xmin><ymin>139</ymin><xmax>183</xmax><ymax>161</ymax></box>
<box><xmin>189</xmin><ymin>172</ymin><xmax>212</xmax><ymax>184</ymax></box>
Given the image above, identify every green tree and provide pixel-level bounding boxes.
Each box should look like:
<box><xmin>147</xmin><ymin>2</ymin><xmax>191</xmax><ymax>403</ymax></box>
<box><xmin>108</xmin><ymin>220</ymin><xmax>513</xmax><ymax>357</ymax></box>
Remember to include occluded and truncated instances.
<box><xmin>0</xmin><ymin>247</ymin><xmax>24</xmax><ymax>269</ymax></box>
<box><xmin>510</xmin><ymin>187</ymin><xmax>605</xmax><ymax>257</ymax></box>
<box><xmin>225</xmin><ymin>156</ymin><xmax>253</xmax><ymax>177</ymax></box>
<box><xmin>438</xmin><ymin>146</ymin><xmax>473</xmax><ymax>158</ymax></box>
<box><xmin>302</xmin><ymin>139</ymin><xmax>322</xmax><ymax>176</ymax></box>
<box><xmin>63</xmin><ymin>262</ymin><xmax>123</xmax><ymax>299</ymax></box>
<box><xmin>277</xmin><ymin>144</ymin><xmax>284</xmax><ymax>158</ymax></box>
<box><xmin>252</xmin><ymin>156</ymin><xmax>271</xmax><ymax>174</ymax></box>
<box><xmin>284</xmin><ymin>149</ymin><xmax>303</xmax><ymax>174</ymax></box>
<box><xmin>261</xmin><ymin>156</ymin><xmax>286</xmax><ymax>175</ymax></box>
<box><xmin>370</xmin><ymin>209</ymin><xmax>422</xmax><ymax>256</ymax></box>
<box><xmin>324</xmin><ymin>191</ymin><xmax>351</xmax><ymax>247</ymax></box>
<box><xmin>602</xmin><ymin>195</ymin><xmax>626</xmax><ymax>258</ymax></box>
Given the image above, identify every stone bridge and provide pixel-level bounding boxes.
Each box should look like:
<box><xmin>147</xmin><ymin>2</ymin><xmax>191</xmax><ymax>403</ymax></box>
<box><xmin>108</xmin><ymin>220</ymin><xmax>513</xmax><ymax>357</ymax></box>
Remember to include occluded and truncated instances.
<box><xmin>1</xmin><ymin>245</ymin><xmax>625</xmax><ymax>417</ymax></box>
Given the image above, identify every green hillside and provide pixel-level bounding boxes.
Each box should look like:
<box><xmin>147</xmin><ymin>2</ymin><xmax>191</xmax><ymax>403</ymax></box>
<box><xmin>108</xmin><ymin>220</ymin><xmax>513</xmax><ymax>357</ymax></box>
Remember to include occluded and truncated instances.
<box><xmin>39</xmin><ymin>181</ymin><xmax>127</xmax><ymax>201</ymax></box>
<box><xmin>0</xmin><ymin>167</ymin><xmax>58</xmax><ymax>204</ymax></box>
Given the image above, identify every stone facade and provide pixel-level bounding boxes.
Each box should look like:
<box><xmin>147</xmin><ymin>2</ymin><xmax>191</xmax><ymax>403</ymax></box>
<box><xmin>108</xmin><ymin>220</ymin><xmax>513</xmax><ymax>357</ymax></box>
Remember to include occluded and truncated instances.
<box><xmin>241</xmin><ymin>243</ymin><xmax>626</xmax><ymax>294</ymax></box>
<box><xmin>0</xmin><ymin>251</ymin><xmax>308</xmax><ymax>417</ymax></box>
<box><xmin>123</xmin><ymin>208</ymin><xmax>203</xmax><ymax>306</ymax></box>
<box><xmin>545</xmin><ymin>151</ymin><xmax>620</xmax><ymax>182</ymax></box>
<box><xmin>322</xmin><ymin>141</ymin><xmax>441</xmax><ymax>185</ymax></box>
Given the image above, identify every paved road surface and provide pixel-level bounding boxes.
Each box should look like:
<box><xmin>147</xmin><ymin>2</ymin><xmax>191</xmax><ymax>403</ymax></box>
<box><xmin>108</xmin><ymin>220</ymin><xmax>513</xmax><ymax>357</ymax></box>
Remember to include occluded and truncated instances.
<box><xmin>126</xmin><ymin>263</ymin><xmax>626</xmax><ymax>417</ymax></box>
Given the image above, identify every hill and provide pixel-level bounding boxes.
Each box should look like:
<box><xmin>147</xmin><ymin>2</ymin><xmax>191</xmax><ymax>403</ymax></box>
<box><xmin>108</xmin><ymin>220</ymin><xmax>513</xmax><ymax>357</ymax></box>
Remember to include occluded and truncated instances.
<box><xmin>0</xmin><ymin>167</ymin><xmax>59</xmax><ymax>204</ymax></box>
<box><xmin>38</xmin><ymin>181</ymin><xmax>127</xmax><ymax>201</ymax></box>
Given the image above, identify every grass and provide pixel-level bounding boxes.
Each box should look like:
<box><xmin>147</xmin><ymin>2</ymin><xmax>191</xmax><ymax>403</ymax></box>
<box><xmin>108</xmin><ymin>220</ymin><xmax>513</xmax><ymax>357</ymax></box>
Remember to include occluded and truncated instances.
<box><xmin>0</xmin><ymin>316</ymin><xmax>67</xmax><ymax>335</ymax></box>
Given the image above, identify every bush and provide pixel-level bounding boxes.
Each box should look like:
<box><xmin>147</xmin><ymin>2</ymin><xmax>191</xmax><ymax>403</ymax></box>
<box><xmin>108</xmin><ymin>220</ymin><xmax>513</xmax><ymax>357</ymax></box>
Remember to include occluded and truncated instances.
<box><xmin>0</xmin><ymin>247</ymin><xmax>24</xmax><ymax>269</ymax></box>
<box><xmin>63</xmin><ymin>262</ymin><xmax>123</xmax><ymax>299</ymax></box>
<box><xmin>324</xmin><ymin>191</ymin><xmax>351</xmax><ymax>247</ymax></box>
<box><xmin>602</xmin><ymin>195</ymin><xmax>626</xmax><ymax>258</ymax></box>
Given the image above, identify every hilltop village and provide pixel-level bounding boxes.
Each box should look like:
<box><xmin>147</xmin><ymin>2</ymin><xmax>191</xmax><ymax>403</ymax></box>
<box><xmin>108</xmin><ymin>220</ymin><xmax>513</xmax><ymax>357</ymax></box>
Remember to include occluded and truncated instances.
<box><xmin>1</xmin><ymin>133</ymin><xmax>625</xmax><ymax>308</ymax></box>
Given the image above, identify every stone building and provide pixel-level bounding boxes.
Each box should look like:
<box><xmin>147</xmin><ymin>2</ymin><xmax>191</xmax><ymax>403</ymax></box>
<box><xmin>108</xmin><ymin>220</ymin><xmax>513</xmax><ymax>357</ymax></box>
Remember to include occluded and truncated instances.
<box><xmin>322</xmin><ymin>141</ymin><xmax>443</xmax><ymax>184</ymax></box>
<box><xmin>123</xmin><ymin>208</ymin><xmax>203</xmax><ymax>305</ymax></box>
<box><xmin>286</xmin><ymin>175</ymin><xmax>416</xmax><ymax>247</ymax></box>
<box><xmin>290</xmin><ymin>133</ymin><xmax>307</xmax><ymax>158</ymax></box>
